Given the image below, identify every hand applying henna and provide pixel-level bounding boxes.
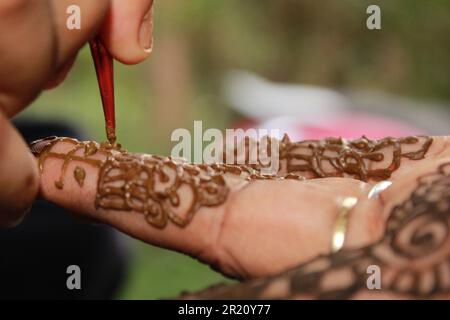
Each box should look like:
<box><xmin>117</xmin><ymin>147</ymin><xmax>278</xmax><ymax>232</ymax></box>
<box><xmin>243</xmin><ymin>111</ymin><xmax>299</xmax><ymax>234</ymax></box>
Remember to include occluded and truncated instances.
<box><xmin>0</xmin><ymin>0</ymin><xmax>155</xmax><ymax>227</ymax></box>
<box><xmin>29</xmin><ymin>135</ymin><xmax>447</xmax><ymax>280</ymax></box>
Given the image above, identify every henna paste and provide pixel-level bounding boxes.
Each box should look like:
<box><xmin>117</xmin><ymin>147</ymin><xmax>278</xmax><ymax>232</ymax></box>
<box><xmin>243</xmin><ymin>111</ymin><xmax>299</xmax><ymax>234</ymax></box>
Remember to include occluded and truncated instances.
<box><xmin>105</xmin><ymin>126</ymin><xmax>117</xmax><ymax>147</ymax></box>
<box><xmin>29</xmin><ymin>135</ymin><xmax>433</xmax><ymax>230</ymax></box>
<box><xmin>74</xmin><ymin>166</ymin><xmax>86</xmax><ymax>187</ymax></box>
<box><xmin>234</xmin><ymin>135</ymin><xmax>433</xmax><ymax>182</ymax></box>
<box><xmin>30</xmin><ymin>137</ymin><xmax>108</xmax><ymax>190</ymax></box>
<box><xmin>29</xmin><ymin>137</ymin><xmax>302</xmax><ymax>228</ymax></box>
<box><xmin>277</xmin><ymin>135</ymin><xmax>433</xmax><ymax>181</ymax></box>
<box><xmin>183</xmin><ymin>162</ymin><xmax>450</xmax><ymax>299</ymax></box>
<box><xmin>223</xmin><ymin>135</ymin><xmax>432</xmax><ymax>181</ymax></box>
<box><xmin>96</xmin><ymin>153</ymin><xmax>232</xmax><ymax>228</ymax></box>
<box><xmin>30</xmin><ymin>137</ymin><xmax>284</xmax><ymax>228</ymax></box>
<box><xmin>30</xmin><ymin>137</ymin><xmax>232</xmax><ymax>228</ymax></box>
<box><xmin>96</xmin><ymin>152</ymin><xmax>302</xmax><ymax>228</ymax></box>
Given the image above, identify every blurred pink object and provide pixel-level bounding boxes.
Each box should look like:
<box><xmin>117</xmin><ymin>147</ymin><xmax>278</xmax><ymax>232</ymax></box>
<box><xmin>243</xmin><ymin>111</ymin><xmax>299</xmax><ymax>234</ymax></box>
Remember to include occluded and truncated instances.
<box><xmin>225</xmin><ymin>71</ymin><xmax>426</xmax><ymax>141</ymax></box>
<box><xmin>234</xmin><ymin>112</ymin><xmax>424</xmax><ymax>141</ymax></box>
<box><xmin>299</xmin><ymin>112</ymin><xmax>424</xmax><ymax>140</ymax></box>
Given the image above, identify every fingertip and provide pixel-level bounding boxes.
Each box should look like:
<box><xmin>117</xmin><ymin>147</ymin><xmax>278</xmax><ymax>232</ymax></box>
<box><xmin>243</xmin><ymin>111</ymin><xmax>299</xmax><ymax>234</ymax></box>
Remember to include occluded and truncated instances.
<box><xmin>101</xmin><ymin>31</ymin><xmax>152</xmax><ymax>65</ymax></box>
<box><xmin>37</xmin><ymin>142</ymin><xmax>99</xmax><ymax>216</ymax></box>
<box><xmin>100</xmin><ymin>0</ymin><xmax>154</xmax><ymax>65</ymax></box>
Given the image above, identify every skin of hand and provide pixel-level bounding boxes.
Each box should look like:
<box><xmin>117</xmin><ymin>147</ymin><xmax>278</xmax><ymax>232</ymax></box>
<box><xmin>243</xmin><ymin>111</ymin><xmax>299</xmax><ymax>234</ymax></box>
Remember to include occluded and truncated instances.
<box><xmin>0</xmin><ymin>0</ymin><xmax>154</xmax><ymax>226</ymax></box>
<box><xmin>36</xmin><ymin>136</ymin><xmax>450</xmax><ymax>279</ymax></box>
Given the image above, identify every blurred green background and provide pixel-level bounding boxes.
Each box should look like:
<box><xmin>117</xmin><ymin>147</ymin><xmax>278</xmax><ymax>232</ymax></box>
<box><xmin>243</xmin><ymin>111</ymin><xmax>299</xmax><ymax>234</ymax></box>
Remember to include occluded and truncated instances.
<box><xmin>19</xmin><ymin>0</ymin><xmax>450</xmax><ymax>298</ymax></box>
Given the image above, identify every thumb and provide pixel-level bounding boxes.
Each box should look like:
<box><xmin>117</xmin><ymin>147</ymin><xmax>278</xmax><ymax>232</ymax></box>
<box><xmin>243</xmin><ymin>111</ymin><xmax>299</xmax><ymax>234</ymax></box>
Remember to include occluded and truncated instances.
<box><xmin>100</xmin><ymin>0</ymin><xmax>154</xmax><ymax>64</ymax></box>
<box><xmin>0</xmin><ymin>111</ymin><xmax>39</xmax><ymax>226</ymax></box>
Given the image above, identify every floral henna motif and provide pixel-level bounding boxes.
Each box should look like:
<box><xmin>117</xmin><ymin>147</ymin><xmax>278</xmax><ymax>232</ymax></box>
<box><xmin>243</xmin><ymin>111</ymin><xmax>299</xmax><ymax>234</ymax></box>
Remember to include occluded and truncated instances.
<box><xmin>30</xmin><ymin>136</ymin><xmax>110</xmax><ymax>189</ymax></box>
<box><xmin>29</xmin><ymin>136</ymin><xmax>307</xmax><ymax>229</ymax></box>
<box><xmin>183</xmin><ymin>162</ymin><xmax>450</xmax><ymax>299</ymax></box>
<box><xmin>95</xmin><ymin>153</ymin><xmax>230</xmax><ymax>228</ymax></box>
<box><xmin>30</xmin><ymin>137</ymin><xmax>233</xmax><ymax>228</ymax></box>
<box><xmin>278</xmin><ymin>135</ymin><xmax>433</xmax><ymax>181</ymax></box>
<box><xmin>223</xmin><ymin>135</ymin><xmax>432</xmax><ymax>181</ymax></box>
<box><xmin>31</xmin><ymin>137</ymin><xmax>302</xmax><ymax>229</ymax></box>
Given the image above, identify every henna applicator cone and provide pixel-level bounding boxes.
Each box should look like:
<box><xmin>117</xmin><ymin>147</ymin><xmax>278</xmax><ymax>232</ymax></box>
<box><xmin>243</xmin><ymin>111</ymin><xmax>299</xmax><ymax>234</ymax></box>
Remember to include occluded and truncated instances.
<box><xmin>89</xmin><ymin>36</ymin><xmax>117</xmax><ymax>146</ymax></box>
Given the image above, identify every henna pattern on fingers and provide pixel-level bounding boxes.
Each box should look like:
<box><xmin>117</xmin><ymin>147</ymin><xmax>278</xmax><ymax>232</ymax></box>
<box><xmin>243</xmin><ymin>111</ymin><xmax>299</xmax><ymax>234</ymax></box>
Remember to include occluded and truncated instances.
<box><xmin>30</xmin><ymin>137</ymin><xmax>232</xmax><ymax>228</ymax></box>
<box><xmin>183</xmin><ymin>162</ymin><xmax>450</xmax><ymax>299</ymax></box>
<box><xmin>95</xmin><ymin>153</ymin><xmax>231</xmax><ymax>228</ymax></box>
<box><xmin>30</xmin><ymin>137</ymin><xmax>301</xmax><ymax>229</ymax></box>
<box><xmin>222</xmin><ymin>135</ymin><xmax>432</xmax><ymax>181</ymax></box>
<box><xmin>277</xmin><ymin>135</ymin><xmax>433</xmax><ymax>181</ymax></box>
<box><xmin>29</xmin><ymin>134</ymin><xmax>433</xmax><ymax>230</ymax></box>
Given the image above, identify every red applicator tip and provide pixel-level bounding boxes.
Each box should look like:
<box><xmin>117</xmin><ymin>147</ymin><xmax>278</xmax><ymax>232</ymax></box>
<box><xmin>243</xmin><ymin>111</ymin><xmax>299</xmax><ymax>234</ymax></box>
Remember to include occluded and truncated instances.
<box><xmin>89</xmin><ymin>36</ymin><xmax>117</xmax><ymax>145</ymax></box>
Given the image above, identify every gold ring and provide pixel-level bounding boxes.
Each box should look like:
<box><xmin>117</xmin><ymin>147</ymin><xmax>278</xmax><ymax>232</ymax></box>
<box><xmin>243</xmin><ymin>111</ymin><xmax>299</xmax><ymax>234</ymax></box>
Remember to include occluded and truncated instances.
<box><xmin>331</xmin><ymin>197</ymin><xmax>358</xmax><ymax>253</ymax></box>
<box><xmin>331</xmin><ymin>181</ymin><xmax>392</xmax><ymax>253</ymax></box>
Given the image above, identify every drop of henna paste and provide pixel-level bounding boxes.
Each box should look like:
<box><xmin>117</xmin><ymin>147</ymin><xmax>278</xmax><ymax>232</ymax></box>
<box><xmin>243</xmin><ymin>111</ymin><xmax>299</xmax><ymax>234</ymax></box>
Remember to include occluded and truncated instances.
<box><xmin>106</xmin><ymin>126</ymin><xmax>117</xmax><ymax>146</ymax></box>
<box><xmin>55</xmin><ymin>181</ymin><xmax>64</xmax><ymax>189</ymax></box>
<box><xmin>74</xmin><ymin>166</ymin><xmax>86</xmax><ymax>187</ymax></box>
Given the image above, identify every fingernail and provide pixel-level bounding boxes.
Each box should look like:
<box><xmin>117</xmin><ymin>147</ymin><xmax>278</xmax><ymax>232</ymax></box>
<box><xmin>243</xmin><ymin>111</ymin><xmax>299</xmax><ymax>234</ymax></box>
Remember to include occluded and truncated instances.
<box><xmin>139</xmin><ymin>6</ymin><xmax>154</xmax><ymax>53</ymax></box>
<box><xmin>29</xmin><ymin>136</ymin><xmax>59</xmax><ymax>156</ymax></box>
